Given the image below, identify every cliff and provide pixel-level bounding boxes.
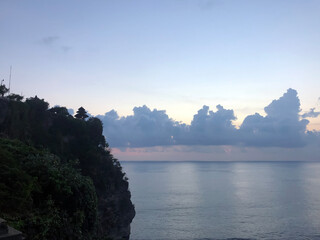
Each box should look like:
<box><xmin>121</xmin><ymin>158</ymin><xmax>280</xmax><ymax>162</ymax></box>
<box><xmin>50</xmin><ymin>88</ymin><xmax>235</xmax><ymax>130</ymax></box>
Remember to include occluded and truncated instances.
<box><xmin>0</xmin><ymin>95</ymin><xmax>135</xmax><ymax>239</ymax></box>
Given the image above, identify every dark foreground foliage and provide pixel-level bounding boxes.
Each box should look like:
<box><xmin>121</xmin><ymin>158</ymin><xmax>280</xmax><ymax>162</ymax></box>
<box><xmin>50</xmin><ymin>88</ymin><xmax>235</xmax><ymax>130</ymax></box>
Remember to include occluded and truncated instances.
<box><xmin>0</xmin><ymin>138</ymin><xmax>97</xmax><ymax>239</ymax></box>
<box><xmin>0</xmin><ymin>94</ymin><xmax>135</xmax><ymax>239</ymax></box>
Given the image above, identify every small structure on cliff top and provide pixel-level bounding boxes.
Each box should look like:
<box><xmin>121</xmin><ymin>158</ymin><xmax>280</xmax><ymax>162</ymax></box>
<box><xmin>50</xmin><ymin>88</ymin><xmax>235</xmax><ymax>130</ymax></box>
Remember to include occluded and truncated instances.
<box><xmin>0</xmin><ymin>218</ymin><xmax>23</xmax><ymax>240</ymax></box>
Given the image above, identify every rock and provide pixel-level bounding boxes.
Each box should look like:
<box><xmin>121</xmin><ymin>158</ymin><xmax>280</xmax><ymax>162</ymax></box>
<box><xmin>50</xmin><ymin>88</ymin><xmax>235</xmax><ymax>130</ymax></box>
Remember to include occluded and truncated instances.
<box><xmin>97</xmin><ymin>185</ymin><xmax>135</xmax><ymax>239</ymax></box>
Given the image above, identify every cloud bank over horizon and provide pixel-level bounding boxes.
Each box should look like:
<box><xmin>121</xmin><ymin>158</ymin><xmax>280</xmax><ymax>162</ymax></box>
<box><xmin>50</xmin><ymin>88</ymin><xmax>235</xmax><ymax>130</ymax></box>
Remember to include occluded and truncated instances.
<box><xmin>97</xmin><ymin>89</ymin><xmax>320</xmax><ymax>149</ymax></box>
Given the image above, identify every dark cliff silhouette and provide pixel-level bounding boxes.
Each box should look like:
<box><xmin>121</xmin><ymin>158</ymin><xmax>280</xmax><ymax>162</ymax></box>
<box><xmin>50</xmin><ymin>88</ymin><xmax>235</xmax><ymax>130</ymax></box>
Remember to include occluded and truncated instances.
<box><xmin>0</xmin><ymin>87</ymin><xmax>135</xmax><ymax>240</ymax></box>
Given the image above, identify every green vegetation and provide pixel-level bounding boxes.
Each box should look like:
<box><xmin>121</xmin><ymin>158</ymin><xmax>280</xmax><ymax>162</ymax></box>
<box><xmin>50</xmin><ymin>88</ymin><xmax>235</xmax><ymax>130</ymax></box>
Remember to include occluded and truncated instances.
<box><xmin>0</xmin><ymin>138</ymin><xmax>97</xmax><ymax>239</ymax></box>
<box><xmin>0</xmin><ymin>87</ymin><xmax>135</xmax><ymax>239</ymax></box>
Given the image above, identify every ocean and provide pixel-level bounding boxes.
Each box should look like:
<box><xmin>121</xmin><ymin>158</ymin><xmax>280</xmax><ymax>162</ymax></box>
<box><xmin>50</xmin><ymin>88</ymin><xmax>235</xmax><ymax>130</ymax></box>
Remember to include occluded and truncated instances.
<box><xmin>121</xmin><ymin>161</ymin><xmax>320</xmax><ymax>240</ymax></box>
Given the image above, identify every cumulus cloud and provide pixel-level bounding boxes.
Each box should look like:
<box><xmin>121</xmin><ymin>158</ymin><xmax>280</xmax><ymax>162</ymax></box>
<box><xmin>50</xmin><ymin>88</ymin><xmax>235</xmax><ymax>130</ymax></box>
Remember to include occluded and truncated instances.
<box><xmin>240</xmin><ymin>89</ymin><xmax>309</xmax><ymax>147</ymax></box>
<box><xmin>183</xmin><ymin>105</ymin><xmax>237</xmax><ymax>145</ymax></box>
<box><xmin>301</xmin><ymin>108</ymin><xmax>320</xmax><ymax>118</ymax></box>
<box><xmin>98</xmin><ymin>106</ymin><xmax>185</xmax><ymax>147</ymax></box>
<box><xmin>98</xmin><ymin>89</ymin><xmax>318</xmax><ymax>148</ymax></box>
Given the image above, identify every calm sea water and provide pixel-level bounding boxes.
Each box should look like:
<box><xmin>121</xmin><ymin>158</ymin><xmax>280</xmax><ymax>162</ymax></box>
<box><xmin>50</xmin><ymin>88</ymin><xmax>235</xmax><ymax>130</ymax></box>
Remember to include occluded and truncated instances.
<box><xmin>121</xmin><ymin>161</ymin><xmax>320</xmax><ymax>240</ymax></box>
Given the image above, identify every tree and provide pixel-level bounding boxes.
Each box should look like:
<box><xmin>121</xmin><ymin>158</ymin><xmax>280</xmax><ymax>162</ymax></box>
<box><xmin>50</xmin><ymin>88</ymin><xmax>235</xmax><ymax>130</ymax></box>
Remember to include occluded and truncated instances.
<box><xmin>48</xmin><ymin>106</ymin><xmax>70</xmax><ymax>117</ymax></box>
<box><xmin>7</xmin><ymin>93</ymin><xmax>24</xmax><ymax>101</ymax></box>
<box><xmin>87</xmin><ymin>117</ymin><xmax>107</xmax><ymax>147</ymax></box>
<box><xmin>25</xmin><ymin>96</ymin><xmax>49</xmax><ymax>113</ymax></box>
<box><xmin>75</xmin><ymin>107</ymin><xmax>89</xmax><ymax>120</ymax></box>
<box><xmin>0</xmin><ymin>83</ymin><xmax>9</xmax><ymax>97</ymax></box>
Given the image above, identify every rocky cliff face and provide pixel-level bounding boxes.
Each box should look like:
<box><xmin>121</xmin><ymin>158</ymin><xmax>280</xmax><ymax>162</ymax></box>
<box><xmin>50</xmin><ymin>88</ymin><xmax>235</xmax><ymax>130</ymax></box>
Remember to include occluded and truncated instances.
<box><xmin>98</xmin><ymin>185</ymin><xmax>135</xmax><ymax>239</ymax></box>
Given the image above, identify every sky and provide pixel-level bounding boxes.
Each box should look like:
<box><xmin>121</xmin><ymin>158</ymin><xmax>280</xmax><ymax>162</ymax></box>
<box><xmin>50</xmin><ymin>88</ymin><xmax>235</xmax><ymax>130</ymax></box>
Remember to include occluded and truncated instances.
<box><xmin>1</xmin><ymin>0</ymin><xmax>320</xmax><ymax>161</ymax></box>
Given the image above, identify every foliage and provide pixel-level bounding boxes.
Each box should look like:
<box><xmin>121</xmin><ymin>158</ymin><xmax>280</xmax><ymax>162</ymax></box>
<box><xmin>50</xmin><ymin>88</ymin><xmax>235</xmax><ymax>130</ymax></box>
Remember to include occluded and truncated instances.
<box><xmin>0</xmin><ymin>83</ymin><xmax>9</xmax><ymax>97</ymax></box>
<box><xmin>7</xmin><ymin>93</ymin><xmax>24</xmax><ymax>101</ymax></box>
<box><xmin>0</xmin><ymin>138</ymin><xmax>97</xmax><ymax>239</ymax></box>
<box><xmin>0</xmin><ymin>95</ymin><xmax>135</xmax><ymax>239</ymax></box>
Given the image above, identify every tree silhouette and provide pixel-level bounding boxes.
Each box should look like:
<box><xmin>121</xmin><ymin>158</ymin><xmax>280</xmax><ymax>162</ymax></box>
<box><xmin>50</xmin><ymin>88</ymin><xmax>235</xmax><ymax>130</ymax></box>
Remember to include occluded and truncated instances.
<box><xmin>49</xmin><ymin>106</ymin><xmax>70</xmax><ymax>117</ymax></box>
<box><xmin>75</xmin><ymin>107</ymin><xmax>89</xmax><ymax>120</ymax></box>
<box><xmin>0</xmin><ymin>83</ymin><xmax>9</xmax><ymax>97</ymax></box>
<box><xmin>7</xmin><ymin>93</ymin><xmax>24</xmax><ymax>101</ymax></box>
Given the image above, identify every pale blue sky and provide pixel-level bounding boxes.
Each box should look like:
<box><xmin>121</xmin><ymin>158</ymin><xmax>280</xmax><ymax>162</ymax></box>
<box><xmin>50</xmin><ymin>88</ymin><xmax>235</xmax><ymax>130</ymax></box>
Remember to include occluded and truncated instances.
<box><xmin>1</xmin><ymin>0</ymin><xmax>320</xmax><ymax>131</ymax></box>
